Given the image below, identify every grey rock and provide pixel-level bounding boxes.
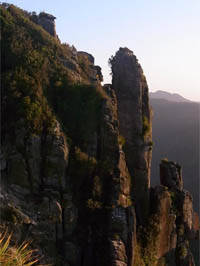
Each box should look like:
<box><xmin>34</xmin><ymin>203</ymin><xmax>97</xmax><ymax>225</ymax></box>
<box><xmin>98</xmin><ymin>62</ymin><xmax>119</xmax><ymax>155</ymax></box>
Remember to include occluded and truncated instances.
<box><xmin>38</xmin><ymin>12</ymin><xmax>57</xmax><ymax>37</ymax></box>
<box><xmin>78</xmin><ymin>51</ymin><xmax>95</xmax><ymax>64</ymax></box>
<box><xmin>160</xmin><ymin>160</ymin><xmax>183</xmax><ymax>190</ymax></box>
<box><xmin>110</xmin><ymin>47</ymin><xmax>152</xmax><ymax>221</ymax></box>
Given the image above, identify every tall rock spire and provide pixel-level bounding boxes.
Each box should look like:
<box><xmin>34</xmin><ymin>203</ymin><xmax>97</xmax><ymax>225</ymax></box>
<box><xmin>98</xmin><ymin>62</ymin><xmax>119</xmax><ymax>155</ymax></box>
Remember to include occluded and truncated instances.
<box><xmin>110</xmin><ymin>47</ymin><xmax>152</xmax><ymax>221</ymax></box>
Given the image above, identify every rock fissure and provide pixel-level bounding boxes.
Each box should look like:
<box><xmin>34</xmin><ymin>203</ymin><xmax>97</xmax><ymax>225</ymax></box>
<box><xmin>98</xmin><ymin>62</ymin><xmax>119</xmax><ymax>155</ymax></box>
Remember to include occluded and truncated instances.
<box><xmin>0</xmin><ymin>5</ymin><xmax>198</xmax><ymax>265</ymax></box>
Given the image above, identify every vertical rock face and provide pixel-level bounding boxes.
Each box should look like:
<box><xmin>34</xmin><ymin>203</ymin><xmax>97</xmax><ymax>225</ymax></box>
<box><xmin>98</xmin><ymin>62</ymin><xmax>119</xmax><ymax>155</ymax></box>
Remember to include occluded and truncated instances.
<box><xmin>1</xmin><ymin>5</ymin><xmax>198</xmax><ymax>263</ymax></box>
<box><xmin>160</xmin><ymin>160</ymin><xmax>183</xmax><ymax>190</ymax></box>
<box><xmin>110</xmin><ymin>47</ymin><xmax>152</xmax><ymax>221</ymax></box>
<box><xmin>149</xmin><ymin>160</ymin><xmax>196</xmax><ymax>265</ymax></box>
<box><xmin>80</xmin><ymin>84</ymin><xmax>136</xmax><ymax>266</ymax></box>
<box><xmin>38</xmin><ymin>12</ymin><xmax>57</xmax><ymax>37</ymax></box>
<box><xmin>0</xmin><ymin>120</ymin><xmax>70</xmax><ymax>265</ymax></box>
<box><xmin>77</xmin><ymin>51</ymin><xmax>103</xmax><ymax>83</ymax></box>
<box><xmin>150</xmin><ymin>186</ymin><xmax>177</xmax><ymax>264</ymax></box>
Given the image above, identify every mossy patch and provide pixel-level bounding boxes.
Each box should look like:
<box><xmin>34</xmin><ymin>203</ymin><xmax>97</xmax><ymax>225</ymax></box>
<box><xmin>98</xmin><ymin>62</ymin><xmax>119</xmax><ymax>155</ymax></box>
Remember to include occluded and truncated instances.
<box><xmin>133</xmin><ymin>243</ymin><xmax>145</xmax><ymax>266</ymax></box>
<box><xmin>142</xmin><ymin>115</ymin><xmax>150</xmax><ymax>138</ymax></box>
<box><xmin>137</xmin><ymin>214</ymin><xmax>161</xmax><ymax>266</ymax></box>
<box><xmin>118</xmin><ymin>135</ymin><xmax>125</xmax><ymax>147</ymax></box>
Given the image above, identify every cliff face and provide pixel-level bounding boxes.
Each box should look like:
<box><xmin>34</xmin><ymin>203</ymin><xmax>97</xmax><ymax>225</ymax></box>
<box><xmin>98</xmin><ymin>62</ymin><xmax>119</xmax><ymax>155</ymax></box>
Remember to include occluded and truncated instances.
<box><xmin>151</xmin><ymin>160</ymin><xmax>196</xmax><ymax>266</ymax></box>
<box><xmin>110</xmin><ymin>48</ymin><xmax>152</xmax><ymax>221</ymax></box>
<box><xmin>1</xmin><ymin>4</ymin><xmax>198</xmax><ymax>266</ymax></box>
<box><xmin>30</xmin><ymin>11</ymin><xmax>57</xmax><ymax>37</ymax></box>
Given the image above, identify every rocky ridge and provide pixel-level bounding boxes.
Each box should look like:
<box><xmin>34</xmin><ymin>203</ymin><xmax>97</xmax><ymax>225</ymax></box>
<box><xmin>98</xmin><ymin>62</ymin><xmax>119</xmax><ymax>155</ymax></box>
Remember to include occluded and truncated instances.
<box><xmin>0</xmin><ymin>4</ymin><xmax>198</xmax><ymax>266</ymax></box>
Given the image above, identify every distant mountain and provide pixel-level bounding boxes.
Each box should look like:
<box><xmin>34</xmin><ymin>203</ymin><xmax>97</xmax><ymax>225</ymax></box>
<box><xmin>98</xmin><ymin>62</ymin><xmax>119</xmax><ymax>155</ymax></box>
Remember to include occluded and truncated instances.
<box><xmin>150</xmin><ymin>97</ymin><xmax>199</xmax><ymax>212</ymax></box>
<box><xmin>150</xmin><ymin>90</ymin><xmax>191</xmax><ymax>102</ymax></box>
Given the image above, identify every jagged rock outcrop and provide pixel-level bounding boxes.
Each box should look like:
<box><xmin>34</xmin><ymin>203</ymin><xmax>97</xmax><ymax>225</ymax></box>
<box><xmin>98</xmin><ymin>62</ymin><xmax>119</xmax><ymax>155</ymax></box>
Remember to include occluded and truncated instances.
<box><xmin>32</xmin><ymin>12</ymin><xmax>57</xmax><ymax>37</ymax></box>
<box><xmin>110</xmin><ymin>47</ymin><xmax>152</xmax><ymax>221</ymax></box>
<box><xmin>69</xmin><ymin>84</ymin><xmax>137</xmax><ymax>266</ymax></box>
<box><xmin>150</xmin><ymin>186</ymin><xmax>177</xmax><ymax>263</ymax></box>
<box><xmin>2</xmin><ymin>119</ymin><xmax>68</xmax><ymax>192</ymax></box>
<box><xmin>78</xmin><ymin>51</ymin><xmax>95</xmax><ymax>64</ymax></box>
<box><xmin>160</xmin><ymin>160</ymin><xmax>183</xmax><ymax>190</ymax></box>
<box><xmin>1</xmin><ymin>4</ymin><xmax>198</xmax><ymax>265</ymax></box>
<box><xmin>77</xmin><ymin>51</ymin><xmax>103</xmax><ymax>83</ymax></box>
<box><xmin>148</xmin><ymin>160</ymin><xmax>196</xmax><ymax>265</ymax></box>
<box><xmin>95</xmin><ymin>65</ymin><xmax>103</xmax><ymax>82</ymax></box>
<box><xmin>0</xmin><ymin>118</ymin><xmax>71</xmax><ymax>264</ymax></box>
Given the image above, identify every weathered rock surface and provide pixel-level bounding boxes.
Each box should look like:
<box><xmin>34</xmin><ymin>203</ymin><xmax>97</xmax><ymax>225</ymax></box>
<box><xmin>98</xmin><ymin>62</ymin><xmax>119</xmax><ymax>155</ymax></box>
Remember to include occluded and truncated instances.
<box><xmin>147</xmin><ymin>161</ymin><xmax>196</xmax><ymax>265</ymax></box>
<box><xmin>0</xmin><ymin>116</ymin><xmax>71</xmax><ymax>264</ymax></box>
<box><xmin>37</xmin><ymin>12</ymin><xmax>57</xmax><ymax>37</ymax></box>
<box><xmin>160</xmin><ymin>160</ymin><xmax>183</xmax><ymax>190</ymax></box>
<box><xmin>150</xmin><ymin>186</ymin><xmax>177</xmax><ymax>261</ymax></box>
<box><xmin>1</xmin><ymin>5</ymin><xmax>198</xmax><ymax>264</ymax></box>
<box><xmin>77</xmin><ymin>51</ymin><xmax>103</xmax><ymax>84</ymax></box>
<box><xmin>110</xmin><ymin>47</ymin><xmax>152</xmax><ymax>221</ymax></box>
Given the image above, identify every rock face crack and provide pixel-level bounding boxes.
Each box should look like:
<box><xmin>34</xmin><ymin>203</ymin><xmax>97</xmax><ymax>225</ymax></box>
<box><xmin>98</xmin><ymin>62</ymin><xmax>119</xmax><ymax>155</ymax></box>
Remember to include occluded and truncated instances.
<box><xmin>1</xmin><ymin>10</ymin><xmax>198</xmax><ymax>263</ymax></box>
<box><xmin>110</xmin><ymin>47</ymin><xmax>152</xmax><ymax>221</ymax></box>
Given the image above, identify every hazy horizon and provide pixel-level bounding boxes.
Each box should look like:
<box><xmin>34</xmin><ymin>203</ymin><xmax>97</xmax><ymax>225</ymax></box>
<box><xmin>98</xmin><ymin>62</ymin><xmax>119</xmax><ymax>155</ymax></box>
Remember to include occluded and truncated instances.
<box><xmin>3</xmin><ymin>0</ymin><xmax>200</xmax><ymax>102</ymax></box>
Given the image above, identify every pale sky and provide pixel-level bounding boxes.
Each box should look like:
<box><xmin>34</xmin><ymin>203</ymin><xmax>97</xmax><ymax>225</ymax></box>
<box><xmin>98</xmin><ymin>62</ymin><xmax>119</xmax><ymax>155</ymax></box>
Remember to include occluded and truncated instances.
<box><xmin>3</xmin><ymin>0</ymin><xmax>200</xmax><ymax>101</ymax></box>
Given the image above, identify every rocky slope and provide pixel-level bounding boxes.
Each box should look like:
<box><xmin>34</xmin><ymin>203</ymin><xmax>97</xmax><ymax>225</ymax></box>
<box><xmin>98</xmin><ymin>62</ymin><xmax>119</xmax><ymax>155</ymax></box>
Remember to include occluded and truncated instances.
<box><xmin>0</xmin><ymin>4</ymin><xmax>198</xmax><ymax>266</ymax></box>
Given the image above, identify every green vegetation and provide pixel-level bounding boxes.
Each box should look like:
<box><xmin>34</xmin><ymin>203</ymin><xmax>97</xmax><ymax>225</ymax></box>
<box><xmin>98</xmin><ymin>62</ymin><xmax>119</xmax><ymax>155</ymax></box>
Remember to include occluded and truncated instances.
<box><xmin>118</xmin><ymin>135</ymin><xmax>126</xmax><ymax>147</ymax></box>
<box><xmin>48</xmin><ymin>82</ymin><xmax>104</xmax><ymax>149</ymax></box>
<box><xmin>142</xmin><ymin>115</ymin><xmax>150</xmax><ymax>138</ymax></box>
<box><xmin>177</xmin><ymin>244</ymin><xmax>188</xmax><ymax>259</ymax></box>
<box><xmin>137</xmin><ymin>214</ymin><xmax>161</xmax><ymax>266</ymax></box>
<box><xmin>77</xmin><ymin>53</ymin><xmax>92</xmax><ymax>77</ymax></box>
<box><xmin>87</xmin><ymin>199</ymin><xmax>102</xmax><ymax>209</ymax></box>
<box><xmin>148</xmin><ymin>141</ymin><xmax>154</xmax><ymax>146</ymax></box>
<box><xmin>169</xmin><ymin>191</ymin><xmax>179</xmax><ymax>215</ymax></box>
<box><xmin>1</xmin><ymin>5</ymin><xmax>111</xmax><ymax>243</ymax></box>
<box><xmin>1</xmin><ymin>4</ymin><xmax>106</xmax><ymax>152</ymax></box>
<box><xmin>0</xmin><ymin>231</ymin><xmax>40</xmax><ymax>266</ymax></box>
<box><xmin>1</xmin><ymin>4</ymin><xmax>62</xmax><ymax>136</ymax></box>
<box><xmin>133</xmin><ymin>244</ymin><xmax>145</xmax><ymax>266</ymax></box>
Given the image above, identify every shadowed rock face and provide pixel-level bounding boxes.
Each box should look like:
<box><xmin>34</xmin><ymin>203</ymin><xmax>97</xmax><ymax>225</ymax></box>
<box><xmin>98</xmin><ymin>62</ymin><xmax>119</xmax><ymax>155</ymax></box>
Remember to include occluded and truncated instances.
<box><xmin>150</xmin><ymin>160</ymin><xmax>196</xmax><ymax>265</ymax></box>
<box><xmin>1</xmin><ymin>5</ymin><xmax>198</xmax><ymax>263</ymax></box>
<box><xmin>38</xmin><ymin>12</ymin><xmax>57</xmax><ymax>37</ymax></box>
<box><xmin>150</xmin><ymin>186</ymin><xmax>177</xmax><ymax>263</ymax></box>
<box><xmin>77</xmin><ymin>51</ymin><xmax>103</xmax><ymax>83</ymax></box>
<box><xmin>160</xmin><ymin>160</ymin><xmax>183</xmax><ymax>190</ymax></box>
<box><xmin>110</xmin><ymin>47</ymin><xmax>152</xmax><ymax>221</ymax></box>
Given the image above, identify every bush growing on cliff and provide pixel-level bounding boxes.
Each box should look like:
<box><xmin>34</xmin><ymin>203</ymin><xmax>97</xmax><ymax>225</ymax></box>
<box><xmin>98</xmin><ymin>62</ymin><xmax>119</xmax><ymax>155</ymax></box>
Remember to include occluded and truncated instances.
<box><xmin>1</xmin><ymin>3</ymin><xmax>106</xmax><ymax>147</ymax></box>
<box><xmin>118</xmin><ymin>135</ymin><xmax>126</xmax><ymax>147</ymax></box>
<box><xmin>142</xmin><ymin>115</ymin><xmax>150</xmax><ymax>137</ymax></box>
<box><xmin>48</xmin><ymin>82</ymin><xmax>104</xmax><ymax>150</ymax></box>
<box><xmin>137</xmin><ymin>214</ymin><xmax>161</xmax><ymax>266</ymax></box>
<box><xmin>1</xmin><ymin>4</ymin><xmax>64</xmax><ymax>136</ymax></box>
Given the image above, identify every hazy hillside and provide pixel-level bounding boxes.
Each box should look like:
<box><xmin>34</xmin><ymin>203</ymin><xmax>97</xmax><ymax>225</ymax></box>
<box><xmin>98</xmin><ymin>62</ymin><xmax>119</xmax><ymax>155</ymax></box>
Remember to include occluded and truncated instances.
<box><xmin>150</xmin><ymin>90</ymin><xmax>191</xmax><ymax>102</ymax></box>
<box><xmin>150</xmin><ymin>98</ymin><xmax>199</xmax><ymax>212</ymax></box>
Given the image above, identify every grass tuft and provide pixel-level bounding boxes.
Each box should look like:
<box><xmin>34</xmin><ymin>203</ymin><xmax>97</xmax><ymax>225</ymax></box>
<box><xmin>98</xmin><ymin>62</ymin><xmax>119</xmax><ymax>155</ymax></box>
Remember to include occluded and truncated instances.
<box><xmin>0</xmin><ymin>230</ymin><xmax>41</xmax><ymax>266</ymax></box>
